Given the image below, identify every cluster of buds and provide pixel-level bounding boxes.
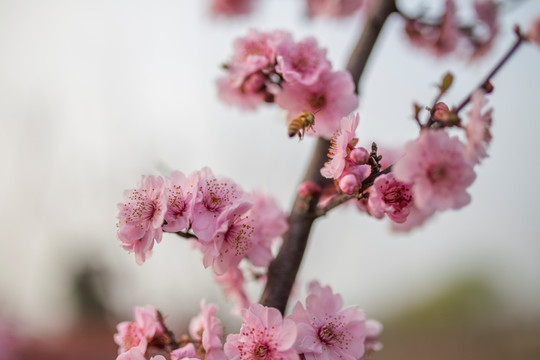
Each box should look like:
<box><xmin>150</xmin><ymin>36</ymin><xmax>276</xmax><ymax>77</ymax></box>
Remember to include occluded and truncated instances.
<box><xmin>218</xmin><ymin>29</ymin><xmax>358</xmax><ymax>139</ymax></box>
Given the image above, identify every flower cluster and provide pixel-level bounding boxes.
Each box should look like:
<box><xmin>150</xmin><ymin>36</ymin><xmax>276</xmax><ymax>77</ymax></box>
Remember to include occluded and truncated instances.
<box><xmin>320</xmin><ymin>113</ymin><xmax>415</xmax><ymax>224</ymax></box>
<box><xmin>404</xmin><ymin>0</ymin><xmax>499</xmax><ymax>59</ymax></box>
<box><xmin>320</xmin><ymin>89</ymin><xmax>494</xmax><ymax>229</ymax></box>
<box><xmin>117</xmin><ymin>168</ymin><xmax>288</xmax><ymax>277</ymax></box>
<box><xmin>218</xmin><ymin>29</ymin><xmax>358</xmax><ymax>139</ymax></box>
<box><xmin>116</xmin><ymin>284</ymin><xmax>381</xmax><ymax>360</ymax></box>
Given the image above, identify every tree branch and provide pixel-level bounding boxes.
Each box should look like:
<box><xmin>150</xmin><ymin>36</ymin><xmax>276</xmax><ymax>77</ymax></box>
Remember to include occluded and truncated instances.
<box><xmin>259</xmin><ymin>0</ymin><xmax>397</xmax><ymax>314</ymax></box>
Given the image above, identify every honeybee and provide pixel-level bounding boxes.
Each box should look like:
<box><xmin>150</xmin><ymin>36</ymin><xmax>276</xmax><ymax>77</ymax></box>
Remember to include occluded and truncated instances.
<box><xmin>288</xmin><ymin>112</ymin><xmax>315</xmax><ymax>140</ymax></box>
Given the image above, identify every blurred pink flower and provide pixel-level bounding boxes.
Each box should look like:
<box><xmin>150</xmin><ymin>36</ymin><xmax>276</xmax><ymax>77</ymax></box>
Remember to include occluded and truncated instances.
<box><xmin>405</xmin><ymin>0</ymin><xmax>459</xmax><ymax>57</ymax></box>
<box><xmin>114</xmin><ymin>305</ymin><xmax>163</xmax><ymax>355</ymax></box>
<box><xmin>288</xmin><ymin>281</ymin><xmax>366</xmax><ymax>360</ymax></box>
<box><xmin>224</xmin><ymin>304</ymin><xmax>298</xmax><ymax>360</ymax></box>
<box><xmin>189</xmin><ymin>300</ymin><xmax>226</xmax><ymax>360</ymax></box>
<box><xmin>465</xmin><ymin>90</ymin><xmax>493</xmax><ymax>164</ymax></box>
<box><xmin>210</xmin><ymin>0</ymin><xmax>254</xmax><ymax>17</ymax></box>
<box><xmin>393</xmin><ymin>130</ymin><xmax>476</xmax><ymax>212</ymax></box>
<box><xmin>276</xmin><ymin>37</ymin><xmax>331</xmax><ymax>86</ymax></box>
<box><xmin>215</xmin><ymin>267</ymin><xmax>251</xmax><ymax>315</ymax></box>
<box><xmin>361</xmin><ymin>319</ymin><xmax>383</xmax><ymax>359</ymax></box>
<box><xmin>470</xmin><ymin>0</ymin><xmax>499</xmax><ymax>59</ymax></box>
<box><xmin>527</xmin><ymin>16</ymin><xmax>540</xmax><ymax>46</ymax></box>
<box><xmin>368</xmin><ymin>173</ymin><xmax>413</xmax><ymax>223</ymax></box>
<box><xmin>217</xmin><ymin>73</ymin><xmax>269</xmax><ymax>110</ymax></box>
<box><xmin>276</xmin><ymin>70</ymin><xmax>358</xmax><ymax>139</ymax></box>
<box><xmin>117</xmin><ymin>175</ymin><xmax>168</xmax><ymax>265</ymax></box>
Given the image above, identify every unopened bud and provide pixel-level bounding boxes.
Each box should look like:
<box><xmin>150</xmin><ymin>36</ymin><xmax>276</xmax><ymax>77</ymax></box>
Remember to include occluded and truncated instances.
<box><xmin>432</xmin><ymin>102</ymin><xmax>450</xmax><ymax>122</ymax></box>
<box><xmin>350</xmin><ymin>147</ymin><xmax>369</xmax><ymax>165</ymax></box>
<box><xmin>339</xmin><ymin>174</ymin><xmax>358</xmax><ymax>195</ymax></box>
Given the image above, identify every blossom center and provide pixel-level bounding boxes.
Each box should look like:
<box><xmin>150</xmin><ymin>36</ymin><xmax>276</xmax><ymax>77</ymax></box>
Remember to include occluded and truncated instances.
<box><xmin>309</xmin><ymin>93</ymin><xmax>325</xmax><ymax>110</ymax></box>
<box><xmin>318</xmin><ymin>324</ymin><xmax>337</xmax><ymax>345</ymax></box>
<box><xmin>384</xmin><ymin>185</ymin><xmax>412</xmax><ymax>210</ymax></box>
<box><xmin>254</xmin><ymin>343</ymin><xmax>270</xmax><ymax>359</ymax></box>
<box><xmin>428</xmin><ymin>166</ymin><xmax>447</xmax><ymax>183</ymax></box>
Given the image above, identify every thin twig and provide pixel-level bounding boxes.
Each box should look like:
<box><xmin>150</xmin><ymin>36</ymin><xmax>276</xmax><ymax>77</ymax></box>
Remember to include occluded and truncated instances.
<box><xmin>455</xmin><ymin>27</ymin><xmax>525</xmax><ymax>113</ymax></box>
<box><xmin>174</xmin><ymin>231</ymin><xmax>198</xmax><ymax>240</ymax></box>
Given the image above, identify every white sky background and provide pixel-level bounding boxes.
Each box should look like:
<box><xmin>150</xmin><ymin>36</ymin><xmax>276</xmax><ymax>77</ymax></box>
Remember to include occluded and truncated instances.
<box><xmin>0</xmin><ymin>0</ymin><xmax>539</xmax><ymax>333</ymax></box>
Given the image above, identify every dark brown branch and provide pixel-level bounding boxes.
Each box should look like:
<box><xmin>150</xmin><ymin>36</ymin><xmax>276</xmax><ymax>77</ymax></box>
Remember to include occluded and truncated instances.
<box><xmin>157</xmin><ymin>310</ymin><xmax>179</xmax><ymax>350</ymax></box>
<box><xmin>174</xmin><ymin>231</ymin><xmax>198</xmax><ymax>240</ymax></box>
<box><xmin>259</xmin><ymin>0</ymin><xmax>397</xmax><ymax>314</ymax></box>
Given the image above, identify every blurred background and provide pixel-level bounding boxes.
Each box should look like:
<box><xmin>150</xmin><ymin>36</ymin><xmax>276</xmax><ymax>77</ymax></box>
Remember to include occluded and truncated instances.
<box><xmin>1</xmin><ymin>0</ymin><xmax>539</xmax><ymax>359</ymax></box>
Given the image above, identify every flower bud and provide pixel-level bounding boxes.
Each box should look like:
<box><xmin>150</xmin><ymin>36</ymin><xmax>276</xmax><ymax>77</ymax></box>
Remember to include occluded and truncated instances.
<box><xmin>432</xmin><ymin>102</ymin><xmax>450</xmax><ymax>122</ymax></box>
<box><xmin>350</xmin><ymin>147</ymin><xmax>369</xmax><ymax>165</ymax></box>
<box><xmin>339</xmin><ymin>173</ymin><xmax>358</xmax><ymax>195</ymax></box>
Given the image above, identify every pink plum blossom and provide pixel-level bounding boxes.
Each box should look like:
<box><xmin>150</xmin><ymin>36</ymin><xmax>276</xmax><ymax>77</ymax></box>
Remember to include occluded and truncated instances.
<box><xmin>276</xmin><ymin>37</ymin><xmax>331</xmax><ymax>86</ymax></box>
<box><xmin>368</xmin><ymin>173</ymin><xmax>413</xmax><ymax>223</ymax></box>
<box><xmin>217</xmin><ymin>74</ymin><xmax>270</xmax><ymax>110</ymax></box>
<box><xmin>245</xmin><ymin>190</ymin><xmax>288</xmax><ymax>267</ymax></box>
<box><xmin>210</xmin><ymin>0</ymin><xmax>254</xmax><ymax>17</ymax></box>
<box><xmin>393</xmin><ymin>130</ymin><xmax>476</xmax><ymax>212</ymax></box>
<box><xmin>215</xmin><ymin>267</ymin><xmax>251</xmax><ymax>315</ymax></box>
<box><xmin>321</xmin><ymin>113</ymin><xmax>360</xmax><ymax>179</ymax></box>
<box><xmin>189</xmin><ymin>300</ymin><xmax>226</xmax><ymax>360</ymax></box>
<box><xmin>191</xmin><ymin>167</ymin><xmax>247</xmax><ymax>241</ymax></box>
<box><xmin>114</xmin><ymin>305</ymin><xmax>164</xmax><ymax>355</ymax></box>
<box><xmin>528</xmin><ymin>16</ymin><xmax>540</xmax><ymax>46</ymax></box>
<box><xmin>230</xmin><ymin>30</ymin><xmax>285</xmax><ymax>77</ymax></box>
<box><xmin>305</xmin><ymin>0</ymin><xmax>364</xmax><ymax>18</ymax></box>
<box><xmin>288</xmin><ymin>281</ymin><xmax>366</xmax><ymax>360</ymax></box>
<box><xmin>171</xmin><ymin>343</ymin><xmax>200</xmax><ymax>360</ymax></box>
<box><xmin>163</xmin><ymin>171</ymin><xmax>198</xmax><ymax>233</ymax></box>
<box><xmin>199</xmin><ymin>201</ymin><xmax>254</xmax><ymax>275</ymax></box>
<box><xmin>224</xmin><ymin>304</ymin><xmax>299</xmax><ymax>360</ymax></box>
<box><xmin>465</xmin><ymin>90</ymin><xmax>493</xmax><ymax>164</ymax></box>
<box><xmin>405</xmin><ymin>0</ymin><xmax>459</xmax><ymax>57</ymax></box>
<box><xmin>117</xmin><ymin>175</ymin><xmax>168</xmax><ymax>265</ymax></box>
<box><xmin>276</xmin><ymin>70</ymin><xmax>358</xmax><ymax>139</ymax></box>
